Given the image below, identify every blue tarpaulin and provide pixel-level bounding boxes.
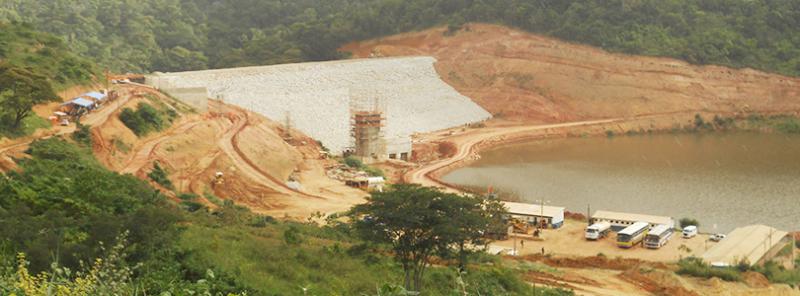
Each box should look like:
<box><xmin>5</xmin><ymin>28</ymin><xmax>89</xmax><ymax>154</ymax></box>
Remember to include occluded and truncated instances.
<box><xmin>82</xmin><ymin>91</ymin><xmax>107</xmax><ymax>101</ymax></box>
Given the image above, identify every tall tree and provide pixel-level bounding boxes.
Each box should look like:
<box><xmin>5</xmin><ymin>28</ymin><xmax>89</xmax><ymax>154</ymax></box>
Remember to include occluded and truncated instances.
<box><xmin>0</xmin><ymin>63</ymin><xmax>59</xmax><ymax>129</ymax></box>
<box><xmin>349</xmin><ymin>184</ymin><xmax>500</xmax><ymax>293</ymax></box>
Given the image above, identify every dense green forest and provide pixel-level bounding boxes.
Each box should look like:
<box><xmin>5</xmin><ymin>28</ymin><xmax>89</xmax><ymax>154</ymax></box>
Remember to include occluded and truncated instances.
<box><xmin>1</xmin><ymin>0</ymin><xmax>798</xmax><ymax>76</ymax></box>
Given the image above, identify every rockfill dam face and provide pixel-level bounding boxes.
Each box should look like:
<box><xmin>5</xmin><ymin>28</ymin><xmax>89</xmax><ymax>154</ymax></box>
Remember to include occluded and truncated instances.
<box><xmin>146</xmin><ymin>56</ymin><xmax>491</xmax><ymax>156</ymax></box>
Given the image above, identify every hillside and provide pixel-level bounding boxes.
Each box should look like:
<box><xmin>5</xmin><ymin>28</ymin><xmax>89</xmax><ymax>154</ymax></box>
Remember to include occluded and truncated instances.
<box><xmin>0</xmin><ymin>22</ymin><xmax>95</xmax><ymax>87</ymax></box>
<box><xmin>342</xmin><ymin>23</ymin><xmax>800</xmax><ymax>123</ymax></box>
<box><xmin>3</xmin><ymin>1</ymin><xmax>800</xmax><ymax>77</ymax></box>
<box><xmin>82</xmin><ymin>85</ymin><xmax>365</xmax><ymax>219</ymax></box>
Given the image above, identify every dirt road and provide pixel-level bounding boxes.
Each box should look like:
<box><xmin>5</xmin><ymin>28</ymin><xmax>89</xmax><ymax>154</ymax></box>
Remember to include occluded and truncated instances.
<box><xmin>0</xmin><ymin>87</ymin><xmax>132</xmax><ymax>158</ymax></box>
<box><xmin>404</xmin><ymin>118</ymin><xmax>622</xmax><ymax>191</ymax></box>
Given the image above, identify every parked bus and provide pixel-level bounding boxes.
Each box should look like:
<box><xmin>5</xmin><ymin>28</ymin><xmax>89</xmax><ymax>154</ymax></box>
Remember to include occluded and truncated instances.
<box><xmin>644</xmin><ymin>224</ymin><xmax>673</xmax><ymax>249</ymax></box>
<box><xmin>585</xmin><ymin>221</ymin><xmax>612</xmax><ymax>240</ymax></box>
<box><xmin>617</xmin><ymin>222</ymin><xmax>649</xmax><ymax>248</ymax></box>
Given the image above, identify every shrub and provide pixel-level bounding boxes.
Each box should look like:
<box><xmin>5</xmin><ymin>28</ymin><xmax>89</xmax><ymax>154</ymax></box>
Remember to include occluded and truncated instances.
<box><xmin>775</xmin><ymin>117</ymin><xmax>800</xmax><ymax>134</ymax></box>
<box><xmin>119</xmin><ymin>103</ymin><xmax>170</xmax><ymax>136</ymax></box>
<box><xmin>679</xmin><ymin>218</ymin><xmax>700</xmax><ymax>228</ymax></box>
<box><xmin>343</xmin><ymin>155</ymin><xmax>363</xmax><ymax>168</ymax></box>
<box><xmin>753</xmin><ymin>261</ymin><xmax>800</xmax><ymax>286</ymax></box>
<box><xmin>364</xmin><ymin>166</ymin><xmax>384</xmax><ymax>177</ymax></box>
<box><xmin>71</xmin><ymin>121</ymin><xmax>92</xmax><ymax>146</ymax></box>
<box><xmin>179</xmin><ymin>193</ymin><xmax>198</xmax><ymax>200</ymax></box>
<box><xmin>182</xmin><ymin>201</ymin><xmax>205</xmax><ymax>212</ymax></box>
<box><xmin>147</xmin><ymin>161</ymin><xmax>174</xmax><ymax>190</ymax></box>
<box><xmin>283</xmin><ymin>225</ymin><xmax>304</xmax><ymax>245</ymax></box>
<box><xmin>677</xmin><ymin>257</ymin><xmax>741</xmax><ymax>282</ymax></box>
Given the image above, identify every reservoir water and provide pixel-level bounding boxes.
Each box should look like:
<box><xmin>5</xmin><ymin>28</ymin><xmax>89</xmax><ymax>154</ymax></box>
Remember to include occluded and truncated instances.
<box><xmin>442</xmin><ymin>133</ymin><xmax>800</xmax><ymax>232</ymax></box>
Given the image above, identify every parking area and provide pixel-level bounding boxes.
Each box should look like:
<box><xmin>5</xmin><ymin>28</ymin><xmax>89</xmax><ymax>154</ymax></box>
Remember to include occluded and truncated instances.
<box><xmin>490</xmin><ymin>219</ymin><xmax>712</xmax><ymax>262</ymax></box>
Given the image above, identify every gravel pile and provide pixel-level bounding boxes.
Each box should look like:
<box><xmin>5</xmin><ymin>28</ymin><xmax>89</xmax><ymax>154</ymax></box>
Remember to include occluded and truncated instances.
<box><xmin>149</xmin><ymin>57</ymin><xmax>491</xmax><ymax>153</ymax></box>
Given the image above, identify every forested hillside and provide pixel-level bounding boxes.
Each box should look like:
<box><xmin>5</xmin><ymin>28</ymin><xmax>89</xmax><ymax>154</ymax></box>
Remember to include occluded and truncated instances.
<box><xmin>1</xmin><ymin>0</ymin><xmax>798</xmax><ymax>76</ymax></box>
<box><xmin>0</xmin><ymin>22</ymin><xmax>95</xmax><ymax>87</ymax></box>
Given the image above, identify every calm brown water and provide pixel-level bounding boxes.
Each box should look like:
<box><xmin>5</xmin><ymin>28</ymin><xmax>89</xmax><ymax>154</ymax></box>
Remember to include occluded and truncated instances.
<box><xmin>442</xmin><ymin>133</ymin><xmax>800</xmax><ymax>232</ymax></box>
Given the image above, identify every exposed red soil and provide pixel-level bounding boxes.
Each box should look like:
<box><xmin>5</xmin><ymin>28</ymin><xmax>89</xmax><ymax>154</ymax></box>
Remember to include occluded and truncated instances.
<box><xmin>342</xmin><ymin>23</ymin><xmax>800</xmax><ymax>124</ymax></box>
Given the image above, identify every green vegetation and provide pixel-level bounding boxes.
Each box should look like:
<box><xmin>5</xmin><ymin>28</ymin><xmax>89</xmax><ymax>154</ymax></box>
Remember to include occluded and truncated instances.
<box><xmin>0</xmin><ymin>22</ymin><xmax>95</xmax><ymax>86</ymax></box>
<box><xmin>2</xmin><ymin>1</ymin><xmax>800</xmax><ymax>77</ymax></box>
<box><xmin>343</xmin><ymin>155</ymin><xmax>385</xmax><ymax>177</ymax></box>
<box><xmin>0</xmin><ymin>22</ymin><xmax>96</xmax><ymax>138</ymax></box>
<box><xmin>752</xmin><ymin>261</ymin><xmax>800</xmax><ymax>287</ymax></box>
<box><xmin>71</xmin><ymin>121</ymin><xmax>92</xmax><ymax>146</ymax></box>
<box><xmin>147</xmin><ymin>161</ymin><xmax>174</xmax><ymax>190</ymax></box>
<box><xmin>677</xmin><ymin>257</ymin><xmax>741</xmax><ymax>282</ymax></box>
<box><xmin>0</xmin><ymin>62</ymin><xmax>59</xmax><ymax>137</ymax></box>
<box><xmin>0</xmin><ymin>137</ymin><xmax>570</xmax><ymax>295</ymax></box>
<box><xmin>349</xmin><ymin>185</ymin><xmax>506</xmax><ymax>292</ymax></box>
<box><xmin>119</xmin><ymin>102</ymin><xmax>175</xmax><ymax>136</ymax></box>
<box><xmin>678</xmin><ymin>257</ymin><xmax>800</xmax><ymax>287</ymax></box>
<box><xmin>679</xmin><ymin>217</ymin><xmax>700</xmax><ymax>228</ymax></box>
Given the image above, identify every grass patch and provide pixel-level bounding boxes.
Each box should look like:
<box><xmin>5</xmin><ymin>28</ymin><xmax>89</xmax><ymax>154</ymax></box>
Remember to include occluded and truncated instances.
<box><xmin>677</xmin><ymin>257</ymin><xmax>741</xmax><ymax>282</ymax></box>
<box><xmin>342</xmin><ymin>155</ymin><xmax>384</xmax><ymax>177</ymax></box>
<box><xmin>177</xmin><ymin>212</ymin><xmax>573</xmax><ymax>295</ymax></box>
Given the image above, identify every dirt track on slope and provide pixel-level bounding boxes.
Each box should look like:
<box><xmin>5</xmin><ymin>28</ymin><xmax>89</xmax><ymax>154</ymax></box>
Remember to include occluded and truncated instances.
<box><xmin>94</xmin><ymin>91</ymin><xmax>364</xmax><ymax>218</ymax></box>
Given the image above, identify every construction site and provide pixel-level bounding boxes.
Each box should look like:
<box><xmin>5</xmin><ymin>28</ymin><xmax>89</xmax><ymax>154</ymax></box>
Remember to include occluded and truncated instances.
<box><xmin>145</xmin><ymin>56</ymin><xmax>491</xmax><ymax>157</ymax></box>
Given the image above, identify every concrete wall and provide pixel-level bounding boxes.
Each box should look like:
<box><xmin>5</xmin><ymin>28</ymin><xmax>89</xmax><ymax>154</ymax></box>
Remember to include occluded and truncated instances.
<box><xmin>386</xmin><ymin>136</ymin><xmax>412</xmax><ymax>160</ymax></box>
<box><xmin>145</xmin><ymin>74</ymin><xmax>209</xmax><ymax>112</ymax></box>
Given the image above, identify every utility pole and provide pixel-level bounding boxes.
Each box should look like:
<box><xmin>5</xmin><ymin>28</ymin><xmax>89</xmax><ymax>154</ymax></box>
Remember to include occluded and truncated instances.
<box><xmin>587</xmin><ymin>204</ymin><xmax>591</xmax><ymax>223</ymax></box>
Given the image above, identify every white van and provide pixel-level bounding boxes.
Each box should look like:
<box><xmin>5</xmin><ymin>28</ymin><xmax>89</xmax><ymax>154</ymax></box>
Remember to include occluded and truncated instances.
<box><xmin>682</xmin><ymin>225</ymin><xmax>698</xmax><ymax>238</ymax></box>
<box><xmin>585</xmin><ymin>221</ymin><xmax>612</xmax><ymax>240</ymax></box>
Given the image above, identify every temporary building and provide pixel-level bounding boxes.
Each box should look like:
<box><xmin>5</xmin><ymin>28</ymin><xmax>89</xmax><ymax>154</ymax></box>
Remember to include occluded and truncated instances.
<box><xmin>82</xmin><ymin>91</ymin><xmax>107</xmax><ymax>102</ymax></box>
<box><xmin>501</xmin><ymin>201</ymin><xmax>565</xmax><ymax>229</ymax></box>
<box><xmin>62</xmin><ymin>98</ymin><xmax>96</xmax><ymax>110</ymax></box>
<box><xmin>590</xmin><ymin>210</ymin><xmax>675</xmax><ymax>231</ymax></box>
<box><xmin>702</xmin><ymin>224</ymin><xmax>790</xmax><ymax>267</ymax></box>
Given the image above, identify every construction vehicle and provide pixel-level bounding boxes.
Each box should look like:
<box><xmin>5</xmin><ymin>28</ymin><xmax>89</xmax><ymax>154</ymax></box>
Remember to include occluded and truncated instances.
<box><xmin>212</xmin><ymin>171</ymin><xmax>224</xmax><ymax>187</ymax></box>
<box><xmin>509</xmin><ymin>218</ymin><xmax>530</xmax><ymax>234</ymax></box>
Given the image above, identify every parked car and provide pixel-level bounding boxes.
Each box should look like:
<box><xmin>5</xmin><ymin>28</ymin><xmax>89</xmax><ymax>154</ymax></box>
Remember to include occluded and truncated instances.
<box><xmin>682</xmin><ymin>225</ymin><xmax>698</xmax><ymax>238</ymax></box>
<box><xmin>710</xmin><ymin>233</ymin><xmax>726</xmax><ymax>242</ymax></box>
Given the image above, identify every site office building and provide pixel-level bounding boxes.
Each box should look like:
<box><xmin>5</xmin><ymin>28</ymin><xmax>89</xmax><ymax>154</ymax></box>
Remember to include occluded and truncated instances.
<box><xmin>501</xmin><ymin>201</ymin><xmax>565</xmax><ymax>229</ymax></box>
<box><xmin>590</xmin><ymin>210</ymin><xmax>676</xmax><ymax>232</ymax></box>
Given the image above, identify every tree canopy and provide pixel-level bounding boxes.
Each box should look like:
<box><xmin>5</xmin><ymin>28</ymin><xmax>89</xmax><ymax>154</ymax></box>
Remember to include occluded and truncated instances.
<box><xmin>349</xmin><ymin>184</ymin><xmax>504</xmax><ymax>292</ymax></box>
<box><xmin>0</xmin><ymin>63</ymin><xmax>59</xmax><ymax>129</ymax></box>
<box><xmin>1</xmin><ymin>0</ymin><xmax>798</xmax><ymax>76</ymax></box>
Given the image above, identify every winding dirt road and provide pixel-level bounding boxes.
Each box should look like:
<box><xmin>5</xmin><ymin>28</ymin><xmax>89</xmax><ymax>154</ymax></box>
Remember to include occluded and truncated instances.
<box><xmin>404</xmin><ymin>118</ymin><xmax>623</xmax><ymax>192</ymax></box>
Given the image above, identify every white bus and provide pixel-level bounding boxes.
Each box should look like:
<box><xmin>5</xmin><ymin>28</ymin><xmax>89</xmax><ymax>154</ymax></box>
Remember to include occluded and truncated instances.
<box><xmin>617</xmin><ymin>222</ymin><xmax>649</xmax><ymax>248</ymax></box>
<box><xmin>644</xmin><ymin>224</ymin><xmax>673</xmax><ymax>249</ymax></box>
<box><xmin>585</xmin><ymin>221</ymin><xmax>612</xmax><ymax>240</ymax></box>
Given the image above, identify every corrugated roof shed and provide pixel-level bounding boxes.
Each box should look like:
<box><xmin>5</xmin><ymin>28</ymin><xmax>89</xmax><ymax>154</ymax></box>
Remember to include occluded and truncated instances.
<box><xmin>82</xmin><ymin>92</ymin><xmax>107</xmax><ymax>101</ymax></box>
<box><xmin>702</xmin><ymin>224</ymin><xmax>788</xmax><ymax>266</ymax></box>
<box><xmin>62</xmin><ymin>98</ymin><xmax>95</xmax><ymax>108</ymax></box>
<box><xmin>502</xmin><ymin>201</ymin><xmax>564</xmax><ymax>218</ymax></box>
<box><xmin>591</xmin><ymin>210</ymin><xmax>675</xmax><ymax>227</ymax></box>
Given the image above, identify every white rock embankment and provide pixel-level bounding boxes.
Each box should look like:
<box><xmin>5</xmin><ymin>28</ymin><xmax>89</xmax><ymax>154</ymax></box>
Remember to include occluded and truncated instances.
<box><xmin>148</xmin><ymin>57</ymin><xmax>491</xmax><ymax>153</ymax></box>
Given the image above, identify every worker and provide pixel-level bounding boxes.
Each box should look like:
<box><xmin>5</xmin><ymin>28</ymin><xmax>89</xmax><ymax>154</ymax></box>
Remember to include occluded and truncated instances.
<box><xmin>541</xmin><ymin>247</ymin><xmax>545</xmax><ymax>255</ymax></box>
<box><xmin>520</xmin><ymin>240</ymin><xmax>524</xmax><ymax>249</ymax></box>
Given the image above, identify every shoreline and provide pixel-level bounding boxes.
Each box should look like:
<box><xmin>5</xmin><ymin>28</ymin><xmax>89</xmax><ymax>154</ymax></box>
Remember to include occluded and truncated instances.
<box><xmin>406</xmin><ymin>110</ymin><xmax>800</xmax><ymax>195</ymax></box>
